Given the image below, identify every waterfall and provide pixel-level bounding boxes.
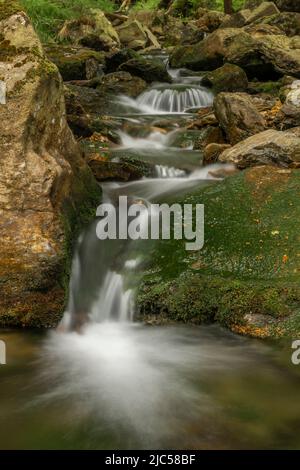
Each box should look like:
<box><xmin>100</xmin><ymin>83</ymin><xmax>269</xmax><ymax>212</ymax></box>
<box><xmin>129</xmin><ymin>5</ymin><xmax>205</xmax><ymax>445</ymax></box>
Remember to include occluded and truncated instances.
<box><xmin>118</xmin><ymin>130</ymin><xmax>170</xmax><ymax>149</ymax></box>
<box><xmin>117</xmin><ymin>84</ymin><xmax>214</xmax><ymax>115</ymax></box>
<box><xmin>155</xmin><ymin>165</ymin><xmax>186</xmax><ymax>178</ymax></box>
<box><xmin>136</xmin><ymin>85</ymin><xmax>214</xmax><ymax>113</ymax></box>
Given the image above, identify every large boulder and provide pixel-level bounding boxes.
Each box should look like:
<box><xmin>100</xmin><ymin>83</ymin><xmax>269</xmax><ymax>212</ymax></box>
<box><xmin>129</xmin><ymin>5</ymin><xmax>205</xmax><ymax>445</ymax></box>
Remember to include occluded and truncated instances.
<box><xmin>58</xmin><ymin>9</ymin><xmax>120</xmax><ymax>51</ymax></box>
<box><xmin>64</xmin><ymin>84</ymin><xmax>123</xmax><ymax>138</ymax></box>
<box><xmin>250</xmin><ymin>12</ymin><xmax>300</xmax><ymax>36</ymax></box>
<box><xmin>245</xmin><ymin>1</ymin><xmax>280</xmax><ymax>24</ymax></box>
<box><xmin>202</xmin><ymin>63</ymin><xmax>249</xmax><ymax>93</ymax></box>
<box><xmin>44</xmin><ymin>45</ymin><xmax>105</xmax><ymax>81</ymax></box>
<box><xmin>0</xmin><ymin>4</ymin><xmax>101</xmax><ymax>327</ymax></box>
<box><xmin>105</xmin><ymin>48</ymin><xmax>139</xmax><ymax>73</ymax></box>
<box><xmin>100</xmin><ymin>71</ymin><xmax>147</xmax><ymax>97</ymax></box>
<box><xmin>116</xmin><ymin>19</ymin><xmax>160</xmax><ymax>50</ymax></box>
<box><xmin>214</xmin><ymin>93</ymin><xmax>265</xmax><ymax>144</ymax></box>
<box><xmin>219</xmin><ymin>128</ymin><xmax>300</xmax><ymax>167</ymax></box>
<box><xmin>170</xmin><ymin>27</ymin><xmax>300</xmax><ymax>79</ymax></box>
<box><xmin>119</xmin><ymin>57</ymin><xmax>172</xmax><ymax>83</ymax></box>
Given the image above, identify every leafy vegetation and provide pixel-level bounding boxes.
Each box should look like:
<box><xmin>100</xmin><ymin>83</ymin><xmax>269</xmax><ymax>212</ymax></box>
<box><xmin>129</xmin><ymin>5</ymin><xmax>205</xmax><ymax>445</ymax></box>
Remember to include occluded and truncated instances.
<box><xmin>20</xmin><ymin>0</ymin><xmax>116</xmax><ymax>42</ymax></box>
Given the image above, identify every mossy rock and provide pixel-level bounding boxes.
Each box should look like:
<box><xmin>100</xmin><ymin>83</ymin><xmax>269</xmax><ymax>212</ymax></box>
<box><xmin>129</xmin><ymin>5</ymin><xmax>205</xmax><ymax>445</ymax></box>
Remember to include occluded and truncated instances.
<box><xmin>44</xmin><ymin>44</ymin><xmax>105</xmax><ymax>81</ymax></box>
<box><xmin>202</xmin><ymin>63</ymin><xmax>249</xmax><ymax>93</ymax></box>
<box><xmin>0</xmin><ymin>0</ymin><xmax>21</xmax><ymax>22</ymax></box>
<box><xmin>137</xmin><ymin>166</ymin><xmax>300</xmax><ymax>338</ymax></box>
<box><xmin>119</xmin><ymin>57</ymin><xmax>172</xmax><ymax>84</ymax></box>
<box><xmin>81</xmin><ymin>142</ymin><xmax>155</xmax><ymax>181</ymax></box>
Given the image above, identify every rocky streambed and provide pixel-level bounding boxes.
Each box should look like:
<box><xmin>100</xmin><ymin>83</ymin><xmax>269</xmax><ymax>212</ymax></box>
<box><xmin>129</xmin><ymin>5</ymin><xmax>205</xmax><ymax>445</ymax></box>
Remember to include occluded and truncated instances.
<box><xmin>1</xmin><ymin>0</ymin><xmax>300</xmax><ymax>451</ymax></box>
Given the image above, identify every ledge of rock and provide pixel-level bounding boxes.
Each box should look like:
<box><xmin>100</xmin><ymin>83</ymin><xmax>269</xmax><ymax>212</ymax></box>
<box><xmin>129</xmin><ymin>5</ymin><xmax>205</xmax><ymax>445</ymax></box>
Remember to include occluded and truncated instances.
<box><xmin>0</xmin><ymin>3</ymin><xmax>101</xmax><ymax>327</ymax></box>
<box><xmin>218</xmin><ymin>128</ymin><xmax>300</xmax><ymax>168</ymax></box>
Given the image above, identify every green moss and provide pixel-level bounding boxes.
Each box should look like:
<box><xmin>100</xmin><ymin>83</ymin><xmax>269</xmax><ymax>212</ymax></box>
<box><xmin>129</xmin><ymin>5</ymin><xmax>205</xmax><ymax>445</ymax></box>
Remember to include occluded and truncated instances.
<box><xmin>250</xmin><ymin>81</ymin><xmax>282</xmax><ymax>96</ymax></box>
<box><xmin>44</xmin><ymin>45</ymin><xmax>104</xmax><ymax>81</ymax></box>
<box><xmin>137</xmin><ymin>167</ymin><xmax>300</xmax><ymax>337</ymax></box>
<box><xmin>0</xmin><ymin>0</ymin><xmax>21</xmax><ymax>21</ymax></box>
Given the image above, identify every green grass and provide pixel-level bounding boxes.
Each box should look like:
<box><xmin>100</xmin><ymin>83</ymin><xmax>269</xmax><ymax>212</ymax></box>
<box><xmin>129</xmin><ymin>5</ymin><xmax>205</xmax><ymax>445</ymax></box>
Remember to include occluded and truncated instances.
<box><xmin>133</xmin><ymin>0</ymin><xmax>246</xmax><ymax>14</ymax></box>
<box><xmin>133</xmin><ymin>0</ymin><xmax>161</xmax><ymax>10</ymax></box>
<box><xmin>20</xmin><ymin>0</ymin><xmax>116</xmax><ymax>42</ymax></box>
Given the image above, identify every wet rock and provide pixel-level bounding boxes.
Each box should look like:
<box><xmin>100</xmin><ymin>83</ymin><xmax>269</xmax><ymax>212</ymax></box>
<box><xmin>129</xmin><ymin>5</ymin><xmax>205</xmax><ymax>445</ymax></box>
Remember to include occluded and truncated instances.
<box><xmin>214</xmin><ymin>93</ymin><xmax>266</xmax><ymax>144</ymax></box>
<box><xmin>44</xmin><ymin>45</ymin><xmax>105</xmax><ymax>81</ymax></box>
<box><xmin>64</xmin><ymin>84</ymin><xmax>122</xmax><ymax>138</ymax></box>
<box><xmin>81</xmin><ymin>137</ymin><xmax>156</xmax><ymax>181</ymax></box>
<box><xmin>105</xmin><ymin>48</ymin><xmax>139</xmax><ymax>73</ymax></box>
<box><xmin>0</xmin><ymin>6</ymin><xmax>101</xmax><ymax>327</ymax></box>
<box><xmin>100</xmin><ymin>71</ymin><xmax>147</xmax><ymax>97</ymax></box>
<box><xmin>58</xmin><ymin>9</ymin><xmax>120</xmax><ymax>51</ymax></box>
<box><xmin>85</xmin><ymin>149</ymin><xmax>154</xmax><ymax>182</ymax></box>
<box><xmin>170</xmin><ymin>27</ymin><xmax>300</xmax><ymax>80</ymax></box>
<box><xmin>219</xmin><ymin>128</ymin><xmax>300</xmax><ymax>167</ymax></box>
<box><xmin>119</xmin><ymin>57</ymin><xmax>172</xmax><ymax>83</ymax></box>
<box><xmin>202</xmin><ymin>63</ymin><xmax>249</xmax><ymax>93</ymax></box>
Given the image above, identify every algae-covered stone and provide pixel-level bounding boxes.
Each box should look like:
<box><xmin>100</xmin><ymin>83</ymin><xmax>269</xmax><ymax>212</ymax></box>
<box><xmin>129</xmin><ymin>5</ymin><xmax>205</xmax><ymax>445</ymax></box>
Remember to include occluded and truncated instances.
<box><xmin>84</xmin><ymin>146</ymin><xmax>155</xmax><ymax>182</ymax></box>
<box><xmin>0</xmin><ymin>2</ymin><xmax>101</xmax><ymax>328</ymax></box>
<box><xmin>137</xmin><ymin>166</ymin><xmax>300</xmax><ymax>338</ymax></box>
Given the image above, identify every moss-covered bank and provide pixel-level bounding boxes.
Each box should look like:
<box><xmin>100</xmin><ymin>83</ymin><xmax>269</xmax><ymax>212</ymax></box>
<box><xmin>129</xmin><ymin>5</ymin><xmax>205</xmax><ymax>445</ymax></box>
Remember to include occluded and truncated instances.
<box><xmin>137</xmin><ymin>166</ymin><xmax>300</xmax><ymax>338</ymax></box>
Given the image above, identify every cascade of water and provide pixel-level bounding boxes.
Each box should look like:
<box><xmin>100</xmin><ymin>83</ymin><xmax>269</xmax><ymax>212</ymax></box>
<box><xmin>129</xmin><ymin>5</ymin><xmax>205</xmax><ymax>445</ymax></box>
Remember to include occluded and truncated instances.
<box><xmin>117</xmin><ymin>84</ymin><xmax>213</xmax><ymax>115</ymax></box>
<box><xmin>118</xmin><ymin>130</ymin><xmax>170</xmax><ymax>149</ymax></box>
<box><xmin>155</xmin><ymin>165</ymin><xmax>186</xmax><ymax>178</ymax></box>
<box><xmin>136</xmin><ymin>85</ymin><xmax>213</xmax><ymax>113</ymax></box>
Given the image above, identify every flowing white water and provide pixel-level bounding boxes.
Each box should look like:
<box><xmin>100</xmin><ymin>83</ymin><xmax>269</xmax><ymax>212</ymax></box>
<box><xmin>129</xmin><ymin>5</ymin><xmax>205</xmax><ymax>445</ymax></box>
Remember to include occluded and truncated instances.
<box><xmin>37</xmin><ymin>67</ymin><xmax>237</xmax><ymax>447</ymax></box>
<box><xmin>117</xmin><ymin>84</ymin><xmax>213</xmax><ymax>115</ymax></box>
<box><xmin>136</xmin><ymin>84</ymin><xmax>213</xmax><ymax>113</ymax></box>
<box><xmin>118</xmin><ymin>129</ymin><xmax>171</xmax><ymax>149</ymax></box>
<box><xmin>155</xmin><ymin>164</ymin><xmax>186</xmax><ymax>178</ymax></box>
